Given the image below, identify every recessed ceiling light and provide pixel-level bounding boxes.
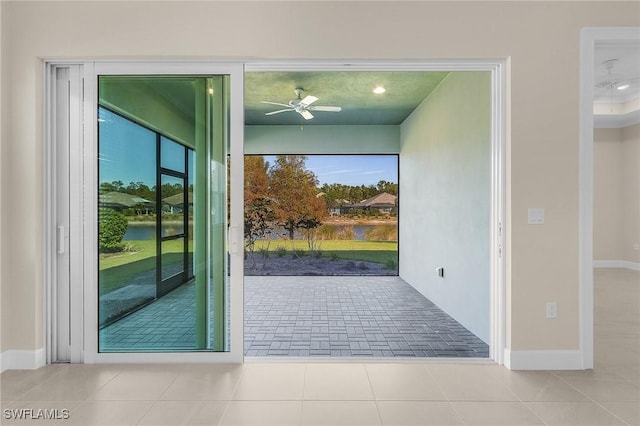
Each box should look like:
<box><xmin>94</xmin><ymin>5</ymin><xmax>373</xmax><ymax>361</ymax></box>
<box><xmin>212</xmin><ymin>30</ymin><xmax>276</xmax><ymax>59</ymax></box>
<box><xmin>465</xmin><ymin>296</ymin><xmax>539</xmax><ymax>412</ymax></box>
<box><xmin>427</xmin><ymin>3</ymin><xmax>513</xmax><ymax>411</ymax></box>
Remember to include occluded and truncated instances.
<box><xmin>617</xmin><ymin>84</ymin><xmax>630</xmax><ymax>90</ymax></box>
<box><xmin>373</xmin><ymin>86</ymin><xmax>386</xmax><ymax>94</ymax></box>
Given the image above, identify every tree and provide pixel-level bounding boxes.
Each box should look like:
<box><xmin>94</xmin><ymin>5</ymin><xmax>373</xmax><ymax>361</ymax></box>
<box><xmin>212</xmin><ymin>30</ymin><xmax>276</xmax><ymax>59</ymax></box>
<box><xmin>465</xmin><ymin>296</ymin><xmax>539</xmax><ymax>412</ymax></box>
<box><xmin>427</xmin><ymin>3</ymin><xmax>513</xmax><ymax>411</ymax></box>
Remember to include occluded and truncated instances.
<box><xmin>268</xmin><ymin>155</ymin><xmax>326</xmax><ymax>240</ymax></box>
<box><xmin>244</xmin><ymin>156</ymin><xmax>274</xmax><ymax>259</ymax></box>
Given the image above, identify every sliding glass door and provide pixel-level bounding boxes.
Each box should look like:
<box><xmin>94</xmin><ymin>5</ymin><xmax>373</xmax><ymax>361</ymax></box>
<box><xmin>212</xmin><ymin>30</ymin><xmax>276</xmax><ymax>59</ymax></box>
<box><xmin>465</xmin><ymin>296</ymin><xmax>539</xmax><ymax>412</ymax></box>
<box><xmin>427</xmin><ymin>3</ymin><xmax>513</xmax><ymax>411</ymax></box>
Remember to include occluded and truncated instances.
<box><xmin>97</xmin><ymin>75</ymin><xmax>229</xmax><ymax>352</ymax></box>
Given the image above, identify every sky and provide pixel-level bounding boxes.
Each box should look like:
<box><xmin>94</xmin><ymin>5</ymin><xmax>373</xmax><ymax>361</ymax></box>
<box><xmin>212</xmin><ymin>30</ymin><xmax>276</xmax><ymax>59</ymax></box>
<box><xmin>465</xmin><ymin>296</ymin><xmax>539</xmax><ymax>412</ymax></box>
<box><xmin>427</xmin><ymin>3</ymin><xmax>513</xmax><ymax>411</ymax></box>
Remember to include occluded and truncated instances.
<box><xmin>263</xmin><ymin>155</ymin><xmax>398</xmax><ymax>187</ymax></box>
<box><xmin>99</xmin><ymin>109</ymin><xmax>398</xmax><ymax>188</ymax></box>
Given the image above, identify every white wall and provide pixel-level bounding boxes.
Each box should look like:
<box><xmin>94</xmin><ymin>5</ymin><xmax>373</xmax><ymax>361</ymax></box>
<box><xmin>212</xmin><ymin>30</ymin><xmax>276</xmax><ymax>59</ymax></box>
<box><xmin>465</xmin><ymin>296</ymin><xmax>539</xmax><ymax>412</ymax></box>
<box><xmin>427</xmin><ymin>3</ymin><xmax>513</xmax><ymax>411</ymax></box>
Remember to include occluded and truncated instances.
<box><xmin>400</xmin><ymin>72</ymin><xmax>491</xmax><ymax>343</ymax></box>
<box><xmin>594</xmin><ymin>124</ymin><xmax>640</xmax><ymax>266</ymax></box>
<box><xmin>0</xmin><ymin>0</ymin><xmax>5</xmax><ymax>355</ymax></box>
<box><xmin>245</xmin><ymin>125</ymin><xmax>399</xmax><ymax>155</ymax></box>
<box><xmin>1</xmin><ymin>1</ymin><xmax>639</xmax><ymax>360</ymax></box>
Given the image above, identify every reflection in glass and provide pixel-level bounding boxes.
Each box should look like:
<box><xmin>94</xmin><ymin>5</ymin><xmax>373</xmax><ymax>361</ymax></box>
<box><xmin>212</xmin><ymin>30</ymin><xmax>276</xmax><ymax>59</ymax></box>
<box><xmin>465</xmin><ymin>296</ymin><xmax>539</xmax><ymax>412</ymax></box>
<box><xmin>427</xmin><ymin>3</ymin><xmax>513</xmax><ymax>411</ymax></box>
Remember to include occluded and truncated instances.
<box><xmin>97</xmin><ymin>75</ymin><xmax>228</xmax><ymax>353</ymax></box>
<box><xmin>98</xmin><ymin>108</ymin><xmax>157</xmax><ymax>331</ymax></box>
<box><xmin>161</xmin><ymin>136</ymin><xmax>186</xmax><ymax>173</ymax></box>
<box><xmin>162</xmin><ymin>237</ymin><xmax>185</xmax><ymax>280</ymax></box>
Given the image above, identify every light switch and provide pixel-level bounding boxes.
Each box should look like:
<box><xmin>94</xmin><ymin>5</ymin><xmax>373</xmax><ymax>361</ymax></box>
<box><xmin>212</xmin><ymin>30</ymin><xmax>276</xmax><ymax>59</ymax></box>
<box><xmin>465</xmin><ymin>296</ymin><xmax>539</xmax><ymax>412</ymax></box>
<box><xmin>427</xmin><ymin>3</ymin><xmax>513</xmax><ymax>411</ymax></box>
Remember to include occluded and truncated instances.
<box><xmin>528</xmin><ymin>208</ymin><xmax>545</xmax><ymax>225</ymax></box>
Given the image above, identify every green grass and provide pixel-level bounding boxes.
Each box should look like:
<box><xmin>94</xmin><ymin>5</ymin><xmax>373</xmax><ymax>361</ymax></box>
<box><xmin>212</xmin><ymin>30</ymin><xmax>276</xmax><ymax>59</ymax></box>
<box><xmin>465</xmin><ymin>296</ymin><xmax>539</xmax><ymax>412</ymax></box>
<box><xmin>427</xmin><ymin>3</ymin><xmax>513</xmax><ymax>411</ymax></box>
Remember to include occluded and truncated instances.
<box><xmin>99</xmin><ymin>238</ymin><xmax>397</xmax><ymax>296</ymax></box>
<box><xmin>255</xmin><ymin>240</ymin><xmax>398</xmax><ymax>264</ymax></box>
<box><xmin>99</xmin><ymin>239</ymin><xmax>189</xmax><ymax>295</ymax></box>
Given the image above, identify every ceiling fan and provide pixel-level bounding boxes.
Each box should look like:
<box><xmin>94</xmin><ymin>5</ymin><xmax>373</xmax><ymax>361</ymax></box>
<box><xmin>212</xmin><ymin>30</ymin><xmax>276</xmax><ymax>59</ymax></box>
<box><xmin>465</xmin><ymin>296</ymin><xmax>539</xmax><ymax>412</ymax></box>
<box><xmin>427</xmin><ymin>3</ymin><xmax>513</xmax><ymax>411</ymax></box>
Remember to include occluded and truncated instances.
<box><xmin>262</xmin><ymin>88</ymin><xmax>342</xmax><ymax>120</ymax></box>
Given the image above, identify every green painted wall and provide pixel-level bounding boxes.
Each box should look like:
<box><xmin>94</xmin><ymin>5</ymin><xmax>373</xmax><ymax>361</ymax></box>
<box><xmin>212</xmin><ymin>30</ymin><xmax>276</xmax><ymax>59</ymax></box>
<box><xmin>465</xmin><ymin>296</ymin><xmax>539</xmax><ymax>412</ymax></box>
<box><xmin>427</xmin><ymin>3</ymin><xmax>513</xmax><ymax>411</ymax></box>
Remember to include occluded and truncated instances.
<box><xmin>245</xmin><ymin>125</ymin><xmax>400</xmax><ymax>154</ymax></box>
<box><xmin>400</xmin><ymin>71</ymin><xmax>491</xmax><ymax>343</ymax></box>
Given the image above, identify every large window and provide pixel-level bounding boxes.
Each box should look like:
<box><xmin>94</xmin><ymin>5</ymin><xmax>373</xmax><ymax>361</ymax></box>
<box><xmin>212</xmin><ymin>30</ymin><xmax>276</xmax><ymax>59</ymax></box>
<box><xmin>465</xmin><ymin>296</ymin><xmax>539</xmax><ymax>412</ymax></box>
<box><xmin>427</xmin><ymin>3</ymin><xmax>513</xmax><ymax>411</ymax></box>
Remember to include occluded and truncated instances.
<box><xmin>244</xmin><ymin>154</ymin><xmax>399</xmax><ymax>276</ymax></box>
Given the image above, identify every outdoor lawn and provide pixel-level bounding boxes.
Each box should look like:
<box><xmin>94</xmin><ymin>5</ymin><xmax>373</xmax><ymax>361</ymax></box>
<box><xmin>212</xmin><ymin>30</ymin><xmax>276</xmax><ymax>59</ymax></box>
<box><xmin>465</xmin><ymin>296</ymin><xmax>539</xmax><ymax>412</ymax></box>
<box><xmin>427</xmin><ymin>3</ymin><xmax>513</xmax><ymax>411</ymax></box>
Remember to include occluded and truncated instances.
<box><xmin>252</xmin><ymin>239</ymin><xmax>398</xmax><ymax>265</ymax></box>
<box><xmin>100</xmin><ymin>239</ymin><xmax>397</xmax><ymax>295</ymax></box>
<box><xmin>99</xmin><ymin>239</ymin><xmax>188</xmax><ymax>295</ymax></box>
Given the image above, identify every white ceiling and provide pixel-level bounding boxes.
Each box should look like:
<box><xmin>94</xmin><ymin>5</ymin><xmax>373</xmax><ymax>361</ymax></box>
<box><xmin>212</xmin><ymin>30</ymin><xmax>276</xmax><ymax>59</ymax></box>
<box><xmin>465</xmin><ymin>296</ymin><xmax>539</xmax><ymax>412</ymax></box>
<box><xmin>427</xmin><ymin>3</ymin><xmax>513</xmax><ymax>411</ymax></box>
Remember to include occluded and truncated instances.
<box><xmin>594</xmin><ymin>40</ymin><xmax>640</xmax><ymax>128</ymax></box>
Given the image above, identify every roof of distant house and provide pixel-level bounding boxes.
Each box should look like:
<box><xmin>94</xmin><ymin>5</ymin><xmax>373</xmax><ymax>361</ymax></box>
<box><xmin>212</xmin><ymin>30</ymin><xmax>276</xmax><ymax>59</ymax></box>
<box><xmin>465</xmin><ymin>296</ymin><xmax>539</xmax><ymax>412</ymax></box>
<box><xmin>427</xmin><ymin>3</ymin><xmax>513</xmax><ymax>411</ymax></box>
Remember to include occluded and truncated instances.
<box><xmin>163</xmin><ymin>191</ymin><xmax>194</xmax><ymax>206</ymax></box>
<box><xmin>99</xmin><ymin>191</ymin><xmax>153</xmax><ymax>207</ymax></box>
<box><xmin>354</xmin><ymin>192</ymin><xmax>397</xmax><ymax>208</ymax></box>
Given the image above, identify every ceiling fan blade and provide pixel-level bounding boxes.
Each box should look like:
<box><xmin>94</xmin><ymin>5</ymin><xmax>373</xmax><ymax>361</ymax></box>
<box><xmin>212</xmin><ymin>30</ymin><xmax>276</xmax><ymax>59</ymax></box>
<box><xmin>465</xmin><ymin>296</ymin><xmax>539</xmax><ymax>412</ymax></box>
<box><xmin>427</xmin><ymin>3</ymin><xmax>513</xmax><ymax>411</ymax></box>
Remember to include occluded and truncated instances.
<box><xmin>299</xmin><ymin>110</ymin><xmax>314</xmax><ymax>120</ymax></box>
<box><xmin>308</xmin><ymin>106</ymin><xmax>342</xmax><ymax>112</ymax></box>
<box><xmin>265</xmin><ymin>109</ymin><xmax>293</xmax><ymax>116</ymax></box>
<box><xmin>299</xmin><ymin>95</ymin><xmax>318</xmax><ymax>107</ymax></box>
<box><xmin>261</xmin><ymin>100</ymin><xmax>291</xmax><ymax>108</ymax></box>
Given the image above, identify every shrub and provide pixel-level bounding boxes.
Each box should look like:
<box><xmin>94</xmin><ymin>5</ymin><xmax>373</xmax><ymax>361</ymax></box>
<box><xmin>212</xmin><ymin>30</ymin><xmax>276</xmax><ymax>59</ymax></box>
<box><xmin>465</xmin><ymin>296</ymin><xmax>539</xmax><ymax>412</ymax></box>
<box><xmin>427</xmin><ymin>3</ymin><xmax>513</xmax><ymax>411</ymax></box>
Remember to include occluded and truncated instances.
<box><xmin>275</xmin><ymin>246</ymin><xmax>287</xmax><ymax>257</ymax></box>
<box><xmin>258</xmin><ymin>247</ymin><xmax>270</xmax><ymax>260</ymax></box>
<box><xmin>99</xmin><ymin>209</ymin><xmax>128</xmax><ymax>253</ymax></box>
<box><xmin>335</xmin><ymin>226</ymin><xmax>355</xmax><ymax>240</ymax></box>
<box><xmin>364</xmin><ymin>224</ymin><xmax>398</xmax><ymax>241</ymax></box>
<box><xmin>293</xmin><ymin>249</ymin><xmax>306</xmax><ymax>258</ymax></box>
<box><xmin>384</xmin><ymin>259</ymin><xmax>398</xmax><ymax>270</ymax></box>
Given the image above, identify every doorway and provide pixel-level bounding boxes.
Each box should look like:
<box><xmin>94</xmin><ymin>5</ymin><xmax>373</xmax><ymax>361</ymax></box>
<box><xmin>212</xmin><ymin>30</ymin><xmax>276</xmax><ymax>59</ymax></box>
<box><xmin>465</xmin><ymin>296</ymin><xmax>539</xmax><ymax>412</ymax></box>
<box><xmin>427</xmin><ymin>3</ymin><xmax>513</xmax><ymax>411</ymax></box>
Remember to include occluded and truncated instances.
<box><xmin>46</xmin><ymin>60</ymin><xmax>505</xmax><ymax>365</ymax></box>
<box><xmin>242</xmin><ymin>65</ymin><xmax>506</xmax><ymax>360</ymax></box>
<box><xmin>579</xmin><ymin>27</ymin><xmax>640</xmax><ymax>369</ymax></box>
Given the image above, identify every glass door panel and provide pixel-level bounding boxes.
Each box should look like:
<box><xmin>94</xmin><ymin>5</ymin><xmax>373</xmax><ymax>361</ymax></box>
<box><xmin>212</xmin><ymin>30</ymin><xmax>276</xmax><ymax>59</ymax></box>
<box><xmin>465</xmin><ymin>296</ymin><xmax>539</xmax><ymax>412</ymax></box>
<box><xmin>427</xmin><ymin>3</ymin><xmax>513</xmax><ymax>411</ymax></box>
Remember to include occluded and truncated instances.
<box><xmin>97</xmin><ymin>75</ymin><xmax>228</xmax><ymax>353</ymax></box>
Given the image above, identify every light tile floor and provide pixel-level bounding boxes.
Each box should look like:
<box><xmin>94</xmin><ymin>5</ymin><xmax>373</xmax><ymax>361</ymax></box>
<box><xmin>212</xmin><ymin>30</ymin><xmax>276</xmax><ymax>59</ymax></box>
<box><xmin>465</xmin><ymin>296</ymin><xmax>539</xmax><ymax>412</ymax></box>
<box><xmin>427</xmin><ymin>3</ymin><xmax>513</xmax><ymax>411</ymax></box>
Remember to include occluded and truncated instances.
<box><xmin>1</xmin><ymin>268</ymin><xmax>638</xmax><ymax>425</ymax></box>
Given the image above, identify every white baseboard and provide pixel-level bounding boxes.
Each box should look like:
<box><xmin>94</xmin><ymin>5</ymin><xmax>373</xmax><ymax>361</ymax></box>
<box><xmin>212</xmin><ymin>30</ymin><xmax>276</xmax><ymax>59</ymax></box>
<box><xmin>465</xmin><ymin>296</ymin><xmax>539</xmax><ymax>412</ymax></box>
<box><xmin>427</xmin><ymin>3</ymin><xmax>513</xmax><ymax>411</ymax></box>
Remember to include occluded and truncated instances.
<box><xmin>504</xmin><ymin>349</ymin><xmax>584</xmax><ymax>370</ymax></box>
<box><xmin>594</xmin><ymin>260</ymin><xmax>640</xmax><ymax>271</ymax></box>
<box><xmin>0</xmin><ymin>348</ymin><xmax>46</xmax><ymax>373</ymax></box>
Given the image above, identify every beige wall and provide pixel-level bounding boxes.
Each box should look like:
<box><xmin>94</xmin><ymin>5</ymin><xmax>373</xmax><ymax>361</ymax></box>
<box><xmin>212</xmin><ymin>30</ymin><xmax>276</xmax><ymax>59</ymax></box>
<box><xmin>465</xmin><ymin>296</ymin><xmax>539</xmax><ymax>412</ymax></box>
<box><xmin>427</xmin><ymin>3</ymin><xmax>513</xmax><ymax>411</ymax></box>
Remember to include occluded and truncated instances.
<box><xmin>594</xmin><ymin>124</ymin><xmax>640</xmax><ymax>264</ymax></box>
<box><xmin>621</xmin><ymin>124</ymin><xmax>640</xmax><ymax>263</ymax></box>
<box><xmin>400</xmin><ymin>71</ymin><xmax>491</xmax><ymax>343</ymax></box>
<box><xmin>1</xmin><ymin>1</ymin><xmax>639</xmax><ymax>355</ymax></box>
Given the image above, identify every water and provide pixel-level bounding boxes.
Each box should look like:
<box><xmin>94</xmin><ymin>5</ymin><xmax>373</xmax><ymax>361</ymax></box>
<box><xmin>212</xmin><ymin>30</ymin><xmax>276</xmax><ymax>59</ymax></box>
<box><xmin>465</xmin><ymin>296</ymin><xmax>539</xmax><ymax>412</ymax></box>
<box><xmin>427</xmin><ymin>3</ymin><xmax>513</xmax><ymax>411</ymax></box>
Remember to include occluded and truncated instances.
<box><xmin>124</xmin><ymin>223</ymin><xmax>185</xmax><ymax>240</ymax></box>
<box><xmin>124</xmin><ymin>222</ymin><xmax>396</xmax><ymax>241</ymax></box>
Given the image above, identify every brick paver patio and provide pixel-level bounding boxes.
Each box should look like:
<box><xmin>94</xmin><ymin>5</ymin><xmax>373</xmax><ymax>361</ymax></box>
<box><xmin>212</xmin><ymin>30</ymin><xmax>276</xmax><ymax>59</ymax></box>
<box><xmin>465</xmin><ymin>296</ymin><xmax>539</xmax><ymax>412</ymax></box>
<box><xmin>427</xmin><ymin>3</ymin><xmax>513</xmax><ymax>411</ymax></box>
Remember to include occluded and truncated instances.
<box><xmin>244</xmin><ymin>276</ymin><xmax>489</xmax><ymax>358</ymax></box>
<box><xmin>101</xmin><ymin>276</ymin><xmax>489</xmax><ymax>358</ymax></box>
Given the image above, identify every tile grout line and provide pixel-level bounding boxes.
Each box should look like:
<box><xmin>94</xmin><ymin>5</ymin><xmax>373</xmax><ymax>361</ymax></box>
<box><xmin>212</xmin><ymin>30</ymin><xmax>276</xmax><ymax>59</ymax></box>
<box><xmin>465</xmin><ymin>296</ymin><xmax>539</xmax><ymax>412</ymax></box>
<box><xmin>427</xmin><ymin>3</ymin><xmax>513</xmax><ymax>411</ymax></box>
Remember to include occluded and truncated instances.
<box><xmin>551</xmin><ymin>373</ymin><xmax>634</xmax><ymax>426</ymax></box>
<box><xmin>363</xmin><ymin>363</ymin><xmax>385</xmax><ymax>425</ymax></box>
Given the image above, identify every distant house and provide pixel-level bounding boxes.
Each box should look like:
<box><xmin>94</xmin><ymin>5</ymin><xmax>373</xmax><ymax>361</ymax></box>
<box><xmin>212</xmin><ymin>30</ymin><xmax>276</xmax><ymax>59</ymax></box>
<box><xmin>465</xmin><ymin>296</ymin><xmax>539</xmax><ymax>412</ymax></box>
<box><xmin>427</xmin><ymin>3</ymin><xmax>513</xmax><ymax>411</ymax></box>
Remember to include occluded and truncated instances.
<box><xmin>329</xmin><ymin>199</ymin><xmax>351</xmax><ymax>216</ymax></box>
<box><xmin>99</xmin><ymin>191</ymin><xmax>154</xmax><ymax>214</ymax></box>
<box><xmin>352</xmin><ymin>192</ymin><xmax>398</xmax><ymax>214</ymax></box>
<box><xmin>162</xmin><ymin>191</ymin><xmax>194</xmax><ymax>214</ymax></box>
<box><xmin>335</xmin><ymin>192</ymin><xmax>398</xmax><ymax>215</ymax></box>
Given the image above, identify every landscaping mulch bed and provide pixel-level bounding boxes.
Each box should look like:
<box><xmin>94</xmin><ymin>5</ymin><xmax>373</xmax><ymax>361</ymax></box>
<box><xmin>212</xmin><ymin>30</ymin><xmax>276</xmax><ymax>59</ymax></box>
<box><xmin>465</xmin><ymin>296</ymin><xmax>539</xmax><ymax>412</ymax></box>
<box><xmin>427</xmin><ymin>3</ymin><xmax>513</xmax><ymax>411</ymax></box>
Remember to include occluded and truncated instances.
<box><xmin>244</xmin><ymin>253</ymin><xmax>398</xmax><ymax>276</ymax></box>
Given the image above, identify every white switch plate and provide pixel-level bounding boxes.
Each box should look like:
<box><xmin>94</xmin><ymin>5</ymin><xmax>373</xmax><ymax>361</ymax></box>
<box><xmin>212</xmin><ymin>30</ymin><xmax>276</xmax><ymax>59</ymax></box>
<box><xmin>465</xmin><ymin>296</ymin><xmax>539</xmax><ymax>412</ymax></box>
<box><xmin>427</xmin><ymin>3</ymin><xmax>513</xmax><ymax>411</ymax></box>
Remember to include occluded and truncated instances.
<box><xmin>546</xmin><ymin>302</ymin><xmax>558</xmax><ymax>319</ymax></box>
<box><xmin>528</xmin><ymin>208</ymin><xmax>545</xmax><ymax>225</ymax></box>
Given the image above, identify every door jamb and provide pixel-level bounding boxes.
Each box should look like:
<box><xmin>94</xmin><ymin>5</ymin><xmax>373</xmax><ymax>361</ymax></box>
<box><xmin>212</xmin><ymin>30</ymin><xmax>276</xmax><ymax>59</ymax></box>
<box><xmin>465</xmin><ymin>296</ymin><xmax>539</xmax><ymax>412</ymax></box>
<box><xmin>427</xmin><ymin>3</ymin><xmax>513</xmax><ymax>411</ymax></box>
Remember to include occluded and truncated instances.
<box><xmin>579</xmin><ymin>27</ymin><xmax>640</xmax><ymax>370</ymax></box>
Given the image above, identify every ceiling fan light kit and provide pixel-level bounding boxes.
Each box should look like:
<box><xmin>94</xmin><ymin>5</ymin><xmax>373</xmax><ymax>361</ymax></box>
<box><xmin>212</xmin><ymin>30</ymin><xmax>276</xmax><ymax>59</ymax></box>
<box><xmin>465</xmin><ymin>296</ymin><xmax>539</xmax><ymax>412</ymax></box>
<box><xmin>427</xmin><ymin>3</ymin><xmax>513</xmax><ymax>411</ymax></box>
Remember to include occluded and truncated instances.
<box><xmin>262</xmin><ymin>87</ymin><xmax>342</xmax><ymax>120</ymax></box>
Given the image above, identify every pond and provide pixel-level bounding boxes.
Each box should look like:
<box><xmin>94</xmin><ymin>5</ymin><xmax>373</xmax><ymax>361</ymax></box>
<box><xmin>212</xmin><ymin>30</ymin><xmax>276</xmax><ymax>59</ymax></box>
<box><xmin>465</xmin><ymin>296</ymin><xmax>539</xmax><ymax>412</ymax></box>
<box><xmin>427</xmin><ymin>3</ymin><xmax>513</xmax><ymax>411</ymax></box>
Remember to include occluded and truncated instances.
<box><xmin>124</xmin><ymin>222</ymin><xmax>186</xmax><ymax>240</ymax></box>
<box><xmin>124</xmin><ymin>222</ymin><xmax>397</xmax><ymax>241</ymax></box>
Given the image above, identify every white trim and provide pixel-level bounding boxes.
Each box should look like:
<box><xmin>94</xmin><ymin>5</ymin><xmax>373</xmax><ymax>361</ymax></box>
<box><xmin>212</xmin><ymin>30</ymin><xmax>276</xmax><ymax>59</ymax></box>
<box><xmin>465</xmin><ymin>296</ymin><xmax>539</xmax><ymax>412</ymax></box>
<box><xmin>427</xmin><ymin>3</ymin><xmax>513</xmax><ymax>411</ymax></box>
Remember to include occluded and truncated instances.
<box><xmin>580</xmin><ymin>27</ymin><xmax>640</xmax><ymax>371</ymax></box>
<box><xmin>0</xmin><ymin>349</ymin><xmax>46</xmax><ymax>373</ymax></box>
<box><xmin>594</xmin><ymin>260</ymin><xmax>640</xmax><ymax>271</ymax></box>
<box><xmin>504</xmin><ymin>349</ymin><xmax>583</xmax><ymax>370</ymax></box>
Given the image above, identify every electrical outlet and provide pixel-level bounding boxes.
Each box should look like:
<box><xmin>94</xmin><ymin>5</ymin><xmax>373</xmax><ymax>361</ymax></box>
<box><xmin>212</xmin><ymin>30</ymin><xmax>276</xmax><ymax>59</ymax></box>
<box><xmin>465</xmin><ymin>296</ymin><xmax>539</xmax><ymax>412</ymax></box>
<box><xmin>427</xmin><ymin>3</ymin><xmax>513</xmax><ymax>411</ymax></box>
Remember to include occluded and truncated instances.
<box><xmin>634</xmin><ymin>243</ymin><xmax>639</xmax><ymax>251</ymax></box>
<box><xmin>546</xmin><ymin>302</ymin><xmax>558</xmax><ymax>319</ymax></box>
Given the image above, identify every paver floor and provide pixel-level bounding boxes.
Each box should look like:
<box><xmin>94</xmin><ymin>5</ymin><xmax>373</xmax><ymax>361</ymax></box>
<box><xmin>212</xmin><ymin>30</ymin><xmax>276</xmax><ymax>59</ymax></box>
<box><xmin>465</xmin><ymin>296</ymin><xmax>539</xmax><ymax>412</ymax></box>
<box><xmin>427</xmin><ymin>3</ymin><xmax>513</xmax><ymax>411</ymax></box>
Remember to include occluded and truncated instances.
<box><xmin>101</xmin><ymin>276</ymin><xmax>489</xmax><ymax>358</ymax></box>
<box><xmin>244</xmin><ymin>276</ymin><xmax>489</xmax><ymax>358</ymax></box>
